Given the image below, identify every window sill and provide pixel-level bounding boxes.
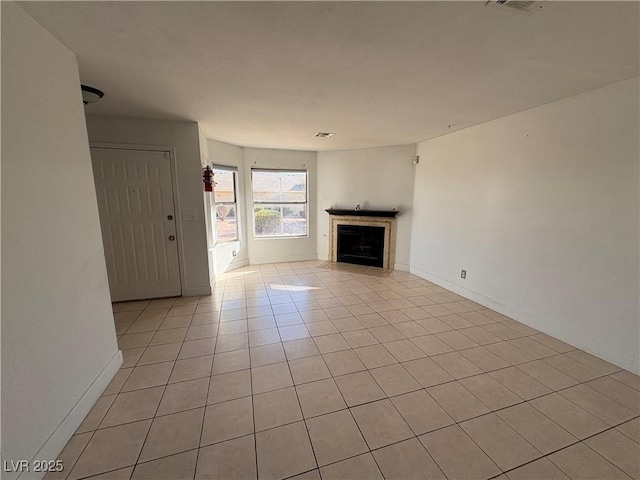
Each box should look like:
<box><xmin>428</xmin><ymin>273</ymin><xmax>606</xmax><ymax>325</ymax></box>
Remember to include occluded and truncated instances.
<box><xmin>253</xmin><ymin>234</ymin><xmax>309</xmax><ymax>241</ymax></box>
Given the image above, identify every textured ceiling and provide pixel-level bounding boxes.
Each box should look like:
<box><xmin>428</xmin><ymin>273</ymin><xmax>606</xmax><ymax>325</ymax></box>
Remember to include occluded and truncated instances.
<box><xmin>20</xmin><ymin>1</ymin><xmax>640</xmax><ymax>151</ymax></box>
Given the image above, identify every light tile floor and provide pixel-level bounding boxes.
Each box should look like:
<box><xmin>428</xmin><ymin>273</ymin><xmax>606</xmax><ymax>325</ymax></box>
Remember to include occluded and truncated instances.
<box><xmin>50</xmin><ymin>261</ymin><xmax>640</xmax><ymax>480</ymax></box>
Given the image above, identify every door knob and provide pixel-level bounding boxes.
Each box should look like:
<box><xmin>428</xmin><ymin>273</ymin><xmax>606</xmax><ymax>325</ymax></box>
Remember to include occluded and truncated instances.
<box><xmin>168</xmin><ymin>235</ymin><xmax>175</xmax><ymax>241</ymax></box>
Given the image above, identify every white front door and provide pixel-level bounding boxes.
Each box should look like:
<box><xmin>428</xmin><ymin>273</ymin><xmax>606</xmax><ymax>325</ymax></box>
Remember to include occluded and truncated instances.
<box><xmin>91</xmin><ymin>147</ymin><xmax>181</xmax><ymax>301</ymax></box>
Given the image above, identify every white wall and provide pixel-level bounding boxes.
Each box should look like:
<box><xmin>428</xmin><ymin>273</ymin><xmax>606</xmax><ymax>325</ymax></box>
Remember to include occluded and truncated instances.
<box><xmin>198</xmin><ymin>127</ymin><xmax>216</xmax><ymax>284</ymax></box>
<box><xmin>206</xmin><ymin>138</ymin><xmax>247</xmax><ymax>274</ymax></box>
<box><xmin>317</xmin><ymin>145</ymin><xmax>417</xmax><ymax>270</ymax></box>
<box><xmin>86</xmin><ymin>116</ymin><xmax>211</xmax><ymax>296</ymax></box>
<box><xmin>243</xmin><ymin>148</ymin><xmax>318</xmax><ymax>264</ymax></box>
<box><xmin>2</xmin><ymin>3</ymin><xmax>121</xmax><ymax>475</ymax></box>
<box><xmin>410</xmin><ymin>78</ymin><xmax>640</xmax><ymax>373</ymax></box>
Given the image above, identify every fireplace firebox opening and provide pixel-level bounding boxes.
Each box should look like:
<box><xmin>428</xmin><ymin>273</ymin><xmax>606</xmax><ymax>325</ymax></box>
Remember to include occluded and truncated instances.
<box><xmin>337</xmin><ymin>225</ymin><xmax>385</xmax><ymax>268</ymax></box>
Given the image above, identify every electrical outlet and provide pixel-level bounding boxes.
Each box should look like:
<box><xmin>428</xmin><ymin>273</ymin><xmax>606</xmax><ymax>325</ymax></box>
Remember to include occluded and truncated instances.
<box><xmin>232</xmin><ymin>250</ymin><xmax>237</xmax><ymax>257</ymax></box>
<box><xmin>461</xmin><ymin>269</ymin><xmax>467</xmax><ymax>279</ymax></box>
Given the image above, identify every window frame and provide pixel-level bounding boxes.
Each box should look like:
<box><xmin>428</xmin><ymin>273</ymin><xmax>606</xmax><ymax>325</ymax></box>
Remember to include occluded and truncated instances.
<box><xmin>212</xmin><ymin>165</ymin><xmax>240</xmax><ymax>244</ymax></box>
<box><xmin>251</xmin><ymin>168</ymin><xmax>309</xmax><ymax>239</ymax></box>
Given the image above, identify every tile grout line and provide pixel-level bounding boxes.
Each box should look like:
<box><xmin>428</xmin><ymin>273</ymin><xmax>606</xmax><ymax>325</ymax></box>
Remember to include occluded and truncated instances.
<box><xmin>495</xmin><ymin>414</ymin><xmax>640</xmax><ymax>479</ymax></box>
<box><xmin>129</xmin><ymin>357</ymin><xmax>175</xmax><ymax>472</ymax></box>
<box><xmin>113</xmin><ymin>340</ymin><xmax>625</xmax><ymax>415</ymax></box>
<box><xmin>281</xmin><ymin>342</ymin><xmax>323</xmax><ymax>478</ymax></box>
<box><xmin>59</xmin><ymin>425</ymin><xmax>100</xmax><ymax>479</ymax></box>
<box><xmin>73</xmin><ymin>410</ymin><xmax>639</xmax><ymax>480</ymax></box>
<box><xmin>248</xmin><ymin>320</ymin><xmax>259</xmax><ymax>480</ymax></box>
<box><xmin>79</xmin><ymin>374</ymin><xmax>639</xmax><ymax>453</ymax></box>
<box><xmin>193</xmin><ymin>323</ymin><xmax>220</xmax><ymax>480</ymax></box>
<box><xmin>111</xmin><ymin>336</ymin><xmax>626</xmax><ymax>436</ymax></box>
<box><xmin>103</xmin><ymin>263</ymin><xmax>639</xmax><ymax>479</ymax></box>
<box><xmin>312</xmin><ymin>346</ymin><xmax>385</xmax><ymax>480</ymax></box>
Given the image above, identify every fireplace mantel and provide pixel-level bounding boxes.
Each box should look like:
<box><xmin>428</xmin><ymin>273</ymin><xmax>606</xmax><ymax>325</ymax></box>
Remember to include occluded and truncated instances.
<box><xmin>325</xmin><ymin>208</ymin><xmax>399</xmax><ymax>218</ymax></box>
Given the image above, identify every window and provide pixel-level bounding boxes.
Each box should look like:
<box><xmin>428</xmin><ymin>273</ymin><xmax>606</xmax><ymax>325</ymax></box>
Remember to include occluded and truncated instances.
<box><xmin>213</xmin><ymin>166</ymin><xmax>238</xmax><ymax>243</ymax></box>
<box><xmin>251</xmin><ymin>169</ymin><xmax>307</xmax><ymax>238</ymax></box>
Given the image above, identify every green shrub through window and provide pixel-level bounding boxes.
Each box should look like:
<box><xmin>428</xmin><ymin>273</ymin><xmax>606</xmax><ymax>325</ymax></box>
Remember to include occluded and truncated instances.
<box><xmin>252</xmin><ymin>170</ymin><xmax>307</xmax><ymax>237</ymax></box>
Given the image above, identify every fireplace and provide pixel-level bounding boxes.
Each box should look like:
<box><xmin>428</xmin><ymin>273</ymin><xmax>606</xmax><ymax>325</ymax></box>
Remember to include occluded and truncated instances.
<box><xmin>326</xmin><ymin>208</ymin><xmax>399</xmax><ymax>270</ymax></box>
<box><xmin>337</xmin><ymin>225</ymin><xmax>385</xmax><ymax>268</ymax></box>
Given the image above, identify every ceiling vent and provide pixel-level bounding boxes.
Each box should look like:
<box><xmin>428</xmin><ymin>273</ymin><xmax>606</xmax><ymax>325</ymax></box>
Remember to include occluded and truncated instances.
<box><xmin>314</xmin><ymin>132</ymin><xmax>335</xmax><ymax>138</ymax></box>
<box><xmin>487</xmin><ymin>0</ymin><xmax>544</xmax><ymax>14</ymax></box>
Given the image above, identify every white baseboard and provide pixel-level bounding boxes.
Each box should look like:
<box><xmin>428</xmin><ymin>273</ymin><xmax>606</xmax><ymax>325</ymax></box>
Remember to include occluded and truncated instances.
<box><xmin>215</xmin><ymin>259</ymin><xmax>249</xmax><ymax>275</ymax></box>
<box><xmin>409</xmin><ymin>265</ymin><xmax>639</xmax><ymax>374</ymax></box>
<box><xmin>393</xmin><ymin>263</ymin><xmax>410</xmax><ymax>272</ymax></box>
<box><xmin>20</xmin><ymin>350</ymin><xmax>123</xmax><ymax>480</ymax></box>
<box><xmin>249</xmin><ymin>254</ymin><xmax>318</xmax><ymax>265</ymax></box>
<box><xmin>317</xmin><ymin>254</ymin><xmax>329</xmax><ymax>261</ymax></box>
<box><xmin>182</xmin><ymin>285</ymin><xmax>212</xmax><ymax>296</ymax></box>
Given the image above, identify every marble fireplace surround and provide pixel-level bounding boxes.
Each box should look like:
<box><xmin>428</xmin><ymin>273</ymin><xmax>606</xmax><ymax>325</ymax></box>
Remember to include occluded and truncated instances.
<box><xmin>326</xmin><ymin>209</ymin><xmax>398</xmax><ymax>270</ymax></box>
